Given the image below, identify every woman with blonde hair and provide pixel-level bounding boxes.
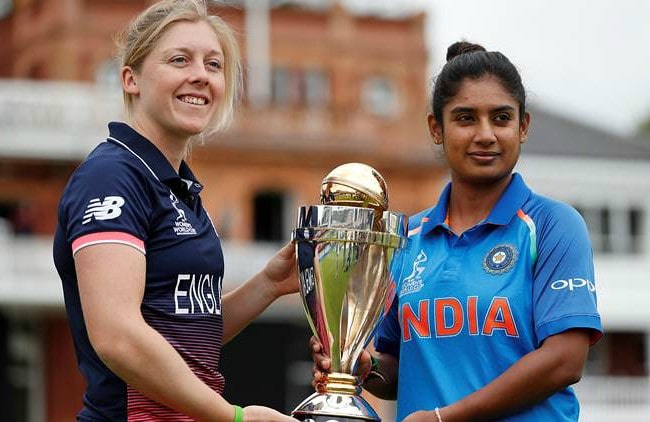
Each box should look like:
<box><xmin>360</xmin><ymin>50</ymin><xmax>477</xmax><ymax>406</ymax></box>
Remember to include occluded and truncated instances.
<box><xmin>54</xmin><ymin>1</ymin><xmax>298</xmax><ymax>420</ymax></box>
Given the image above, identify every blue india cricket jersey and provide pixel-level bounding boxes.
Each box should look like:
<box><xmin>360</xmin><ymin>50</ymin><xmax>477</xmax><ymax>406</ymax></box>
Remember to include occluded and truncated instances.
<box><xmin>375</xmin><ymin>173</ymin><xmax>602</xmax><ymax>421</ymax></box>
<box><xmin>53</xmin><ymin>122</ymin><xmax>225</xmax><ymax>421</ymax></box>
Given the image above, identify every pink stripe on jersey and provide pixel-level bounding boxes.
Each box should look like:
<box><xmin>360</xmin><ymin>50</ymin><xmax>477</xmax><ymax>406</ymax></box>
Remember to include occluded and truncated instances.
<box><xmin>72</xmin><ymin>231</ymin><xmax>146</xmax><ymax>255</ymax></box>
<box><xmin>127</xmin><ymin>308</ymin><xmax>225</xmax><ymax>420</ymax></box>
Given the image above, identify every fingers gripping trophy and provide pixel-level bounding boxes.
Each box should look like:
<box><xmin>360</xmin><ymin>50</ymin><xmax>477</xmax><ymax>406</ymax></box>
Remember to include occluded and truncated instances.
<box><xmin>292</xmin><ymin>163</ymin><xmax>408</xmax><ymax>422</ymax></box>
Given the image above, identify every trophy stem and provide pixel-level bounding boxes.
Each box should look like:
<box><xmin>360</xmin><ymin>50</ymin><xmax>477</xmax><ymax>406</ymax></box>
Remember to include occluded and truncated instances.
<box><xmin>291</xmin><ymin>372</ymin><xmax>380</xmax><ymax>421</ymax></box>
<box><xmin>322</xmin><ymin>372</ymin><xmax>360</xmax><ymax>395</ymax></box>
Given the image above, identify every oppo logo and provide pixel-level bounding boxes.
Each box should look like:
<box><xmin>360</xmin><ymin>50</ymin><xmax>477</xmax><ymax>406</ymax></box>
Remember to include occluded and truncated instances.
<box><xmin>550</xmin><ymin>278</ymin><xmax>595</xmax><ymax>292</ymax></box>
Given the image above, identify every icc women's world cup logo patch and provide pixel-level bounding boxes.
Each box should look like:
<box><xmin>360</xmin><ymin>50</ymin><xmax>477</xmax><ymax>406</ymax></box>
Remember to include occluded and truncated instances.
<box><xmin>483</xmin><ymin>244</ymin><xmax>517</xmax><ymax>275</ymax></box>
<box><xmin>399</xmin><ymin>250</ymin><xmax>427</xmax><ymax>296</ymax></box>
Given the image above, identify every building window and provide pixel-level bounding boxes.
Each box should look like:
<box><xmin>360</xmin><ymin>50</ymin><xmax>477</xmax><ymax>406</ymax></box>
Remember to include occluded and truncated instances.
<box><xmin>271</xmin><ymin>68</ymin><xmax>293</xmax><ymax>107</ymax></box>
<box><xmin>0</xmin><ymin>0</ymin><xmax>12</xmax><ymax>18</ymax></box>
<box><xmin>629</xmin><ymin>208</ymin><xmax>643</xmax><ymax>254</ymax></box>
<box><xmin>583</xmin><ymin>330</ymin><xmax>648</xmax><ymax>376</ymax></box>
<box><xmin>95</xmin><ymin>59</ymin><xmax>121</xmax><ymax>90</ymax></box>
<box><xmin>575</xmin><ymin>205</ymin><xmax>644</xmax><ymax>255</ymax></box>
<box><xmin>0</xmin><ymin>202</ymin><xmax>35</xmax><ymax>235</ymax></box>
<box><xmin>30</xmin><ymin>0</ymin><xmax>44</xmax><ymax>18</ymax></box>
<box><xmin>253</xmin><ymin>191</ymin><xmax>286</xmax><ymax>242</ymax></box>
<box><xmin>361</xmin><ymin>76</ymin><xmax>399</xmax><ymax>118</ymax></box>
<box><xmin>271</xmin><ymin>67</ymin><xmax>329</xmax><ymax>108</ymax></box>
<box><xmin>219</xmin><ymin>322</ymin><xmax>313</xmax><ymax>413</ymax></box>
<box><xmin>304</xmin><ymin>69</ymin><xmax>328</xmax><ymax>108</ymax></box>
<box><xmin>27</xmin><ymin>62</ymin><xmax>47</xmax><ymax>80</ymax></box>
<box><xmin>603</xmin><ymin>332</ymin><xmax>647</xmax><ymax>376</ymax></box>
<box><xmin>0</xmin><ymin>315</ymin><xmax>44</xmax><ymax>421</ymax></box>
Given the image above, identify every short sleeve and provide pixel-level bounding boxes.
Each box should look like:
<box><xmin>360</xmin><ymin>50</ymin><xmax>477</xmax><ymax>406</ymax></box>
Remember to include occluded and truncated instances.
<box><xmin>532</xmin><ymin>203</ymin><xmax>603</xmax><ymax>345</ymax></box>
<box><xmin>374</xmin><ymin>293</ymin><xmax>401</xmax><ymax>358</ymax></box>
<box><xmin>59</xmin><ymin>156</ymin><xmax>152</xmax><ymax>255</ymax></box>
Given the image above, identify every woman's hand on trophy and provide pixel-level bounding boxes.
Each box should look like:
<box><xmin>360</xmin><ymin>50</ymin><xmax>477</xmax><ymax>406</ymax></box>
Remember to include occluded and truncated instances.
<box><xmin>356</xmin><ymin>349</ymin><xmax>373</xmax><ymax>382</ymax></box>
<box><xmin>310</xmin><ymin>336</ymin><xmax>374</xmax><ymax>390</ymax></box>
<box><xmin>310</xmin><ymin>336</ymin><xmax>330</xmax><ymax>392</ymax></box>
<box><xmin>262</xmin><ymin>241</ymin><xmax>299</xmax><ymax>299</ymax></box>
<box><xmin>242</xmin><ymin>405</ymin><xmax>299</xmax><ymax>421</ymax></box>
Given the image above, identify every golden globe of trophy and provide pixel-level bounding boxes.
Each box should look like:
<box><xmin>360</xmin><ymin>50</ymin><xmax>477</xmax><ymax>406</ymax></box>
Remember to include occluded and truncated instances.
<box><xmin>292</xmin><ymin>163</ymin><xmax>408</xmax><ymax>422</ymax></box>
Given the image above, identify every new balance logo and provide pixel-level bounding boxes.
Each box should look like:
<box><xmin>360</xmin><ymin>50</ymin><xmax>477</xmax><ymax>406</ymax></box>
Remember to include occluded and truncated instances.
<box><xmin>82</xmin><ymin>196</ymin><xmax>125</xmax><ymax>225</ymax></box>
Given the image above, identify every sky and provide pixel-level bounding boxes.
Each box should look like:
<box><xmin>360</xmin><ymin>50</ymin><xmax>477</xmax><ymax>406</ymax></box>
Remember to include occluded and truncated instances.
<box><xmin>345</xmin><ymin>0</ymin><xmax>650</xmax><ymax>138</ymax></box>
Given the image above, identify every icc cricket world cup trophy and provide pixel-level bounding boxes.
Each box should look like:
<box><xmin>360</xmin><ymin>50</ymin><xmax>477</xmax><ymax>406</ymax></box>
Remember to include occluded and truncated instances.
<box><xmin>291</xmin><ymin>163</ymin><xmax>409</xmax><ymax>422</ymax></box>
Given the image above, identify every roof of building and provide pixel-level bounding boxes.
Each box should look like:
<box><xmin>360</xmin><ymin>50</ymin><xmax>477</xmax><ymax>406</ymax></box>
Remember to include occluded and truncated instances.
<box><xmin>524</xmin><ymin>105</ymin><xmax>650</xmax><ymax>160</ymax></box>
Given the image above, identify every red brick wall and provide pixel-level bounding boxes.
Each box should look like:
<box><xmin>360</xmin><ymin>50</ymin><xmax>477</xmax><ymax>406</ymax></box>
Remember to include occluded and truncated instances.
<box><xmin>45</xmin><ymin>315</ymin><xmax>85</xmax><ymax>422</ymax></box>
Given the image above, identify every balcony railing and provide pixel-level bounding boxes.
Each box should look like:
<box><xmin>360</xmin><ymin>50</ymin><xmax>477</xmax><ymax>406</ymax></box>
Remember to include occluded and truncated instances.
<box><xmin>0</xmin><ymin>79</ymin><xmax>122</xmax><ymax>159</ymax></box>
<box><xmin>0</xmin><ymin>226</ymin><xmax>62</xmax><ymax>307</ymax></box>
<box><xmin>0</xmin><ymin>78</ymin><xmax>434</xmax><ymax>164</ymax></box>
<box><xmin>576</xmin><ymin>376</ymin><xmax>650</xmax><ymax>421</ymax></box>
<box><xmin>0</xmin><ymin>227</ymin><xmax>303</xmax><ymax>317</ymax></box>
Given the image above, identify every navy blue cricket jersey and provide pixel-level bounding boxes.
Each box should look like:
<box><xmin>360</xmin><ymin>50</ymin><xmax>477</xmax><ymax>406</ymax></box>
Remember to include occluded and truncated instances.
<box><xmin>375</xmin><ymin>173</ymin><xmax>603</xmax><ymax>421</ymax></box>
<box><xmin>53</xmin><ymin>122</ymin><xmax>225</xmax><ymax>421</ymax></box>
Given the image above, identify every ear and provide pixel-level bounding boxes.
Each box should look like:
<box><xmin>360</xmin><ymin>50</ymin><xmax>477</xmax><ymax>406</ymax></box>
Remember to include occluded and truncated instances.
<box><xmin>427</xmin><ymin>113</ymin><xmax>443</xmax><ymax>145</ymax></box>
<box><xmin>519</xmin><ymin>112</ymin><xmax>531</xmax><ymax>144</ymax></box>
<box><xmin>121</xmin><ymin>66</ymin><xmax>140</xmax><ymax>96</ymax></box>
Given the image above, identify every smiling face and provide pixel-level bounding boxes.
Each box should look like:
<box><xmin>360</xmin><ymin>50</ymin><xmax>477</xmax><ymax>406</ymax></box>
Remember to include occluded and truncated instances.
<box><xmin>429</xmin><ymin>75</ymin><xmax>530</xmax><ymax>186</ymax></box>
<box><xmin>122</xmin><ymin>20</ymin><xmax>225</xmax><ymax>144</ymax></box>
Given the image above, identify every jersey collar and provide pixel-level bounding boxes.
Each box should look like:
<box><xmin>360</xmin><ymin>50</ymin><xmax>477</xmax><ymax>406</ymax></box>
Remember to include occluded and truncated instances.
<box><xmin>485</xmin><ymin>173</ymin><xmax>531</xmax><ymax>225</ymax></box>
<box><xmin>106</xmin><ymin>122</ymin><xmax>203</xmax><ymax>195</ymax></box>
<box><xmin>421</xmin><ymin>173</ymin><xmax>531</xmax><ymax>235</ymax></box>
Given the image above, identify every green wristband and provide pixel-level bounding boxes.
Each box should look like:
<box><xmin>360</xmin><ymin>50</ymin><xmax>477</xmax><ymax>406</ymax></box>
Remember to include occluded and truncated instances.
<box><xmin>363</xmin><ymin>355</ymin><xmax>386</xmax><ymax>384</ymax></box>
<box><xmin>370</xmin><ymin>355</ymin><xmax>380</xmax><ymax>372</ymax></box>
<box><xmin>233</xmin><ymin>405</ymin><xmax>243</xmax><ymax>422</ymax></box>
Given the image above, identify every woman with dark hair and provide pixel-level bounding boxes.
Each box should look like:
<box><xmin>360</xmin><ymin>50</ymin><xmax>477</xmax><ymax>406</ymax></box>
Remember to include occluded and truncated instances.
<box><xmin>312</xmin><ymin>41</ymin><xmax>603</xmax><ymax>421</ymax></box>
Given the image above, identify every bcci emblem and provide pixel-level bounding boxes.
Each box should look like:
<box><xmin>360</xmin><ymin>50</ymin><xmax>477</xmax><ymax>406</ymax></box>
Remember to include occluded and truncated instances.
<box><xmin>483</xmin><ymin>244</ymin><xmax>517</xmax><ymax>275</ymax></box>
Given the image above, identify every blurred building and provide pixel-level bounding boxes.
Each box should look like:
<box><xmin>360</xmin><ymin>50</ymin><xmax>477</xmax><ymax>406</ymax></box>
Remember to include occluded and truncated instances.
<box><xmin>518</xmin><ymin>109</ymin><xmax>650</xmax><ymax>421</ymax></box>
<box><xmin>1</xmin><ymin>0</ymin><xmax>649</xmax><ymax>421</ymax></box>
<box><xmin>0</xmin><ymin>0</ymin><xmax>437</xmax><ymax>420</ymax></box>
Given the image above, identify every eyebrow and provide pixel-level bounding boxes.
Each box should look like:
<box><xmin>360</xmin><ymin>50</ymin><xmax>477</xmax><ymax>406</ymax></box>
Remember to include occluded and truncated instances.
<box><xmin>449</xmin><ymin>105</ymin><xmax>516</xmax><ymax>114</ymax></box>
<box><xmin>162</xmin><ymin>47</ymin><xmax>224</xmax><ymax>57</ymax></box>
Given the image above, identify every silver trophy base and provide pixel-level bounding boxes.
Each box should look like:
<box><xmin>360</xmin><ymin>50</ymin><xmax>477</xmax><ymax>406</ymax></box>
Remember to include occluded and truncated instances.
<box><xmin>292</xmin><ymin>392</ymin><xmax>381</xmax><ymax>422</ymax></box>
